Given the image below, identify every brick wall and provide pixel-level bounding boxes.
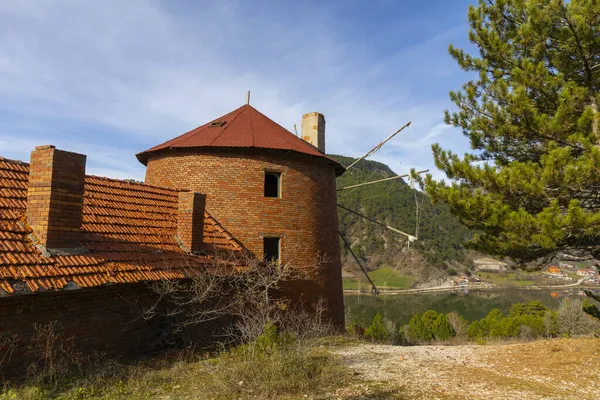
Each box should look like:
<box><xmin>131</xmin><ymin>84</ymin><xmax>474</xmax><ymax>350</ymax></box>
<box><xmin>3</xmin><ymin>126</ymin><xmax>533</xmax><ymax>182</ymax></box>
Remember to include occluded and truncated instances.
<box><xmin>144</xmin><ymin>148</ymin><xmax>344</xmax><ymax>326</ymax></box>
<box><xmin>0</xmin><ymin>283</ymin><xmax>223</xmax><ymax>378</ymax></box>
<box><xmin>26</xmin><ymin>145</ymin><xmax>86</xmax><ymax>249</ymax></box>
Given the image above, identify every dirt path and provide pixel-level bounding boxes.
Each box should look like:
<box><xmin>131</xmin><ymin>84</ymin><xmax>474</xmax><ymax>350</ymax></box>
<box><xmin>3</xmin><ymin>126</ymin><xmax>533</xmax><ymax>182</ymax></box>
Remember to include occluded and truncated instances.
<box><xmin>333</xmin><ymin>338</ymin><xmax>600</xmax><ymax>400</ymax></box>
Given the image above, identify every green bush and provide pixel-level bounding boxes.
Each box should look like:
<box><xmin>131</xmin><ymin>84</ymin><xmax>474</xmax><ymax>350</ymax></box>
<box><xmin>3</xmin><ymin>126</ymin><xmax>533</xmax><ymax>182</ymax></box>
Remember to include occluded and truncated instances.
<box><xmin>468</xmin><ymin>308</ymin><xmax>503</xmax><ymax>339</ymax></box>
<box><xmin>432</xmin><ymin>313</ymin><xmax>454</xmax><ymax>341</ymax></box>
<box><xmin>255</xmin><ymin>321</ymin><xmax>295</xmax><ymax>353</ymax></box>
<box><xmin>421</xmin><ymin>310</ymin><xmax>439</xmax><ymax>328</ymax></box>
<box><xmin>364</xmin><ymin>314</ymin><xmax>389</xmax><ymax>342</ymax></box>
<box><xmin>467</xmin><ymin>302</ymin><xmax>553</xmax><ymax>340</ymax></box>
<box><xmin>583</xmin><ymin>299</ymin><xmax>600</xmax><ymax>321</ymax></box>
<box><xmin>509</xmin><ymin>301</ymin><xmax>549</xmax><ymax>318</ymax></box>
<box><xmin>407</xmin><ymin>313</ymin><xmax>428</xmax><ymax>342</ymax></box>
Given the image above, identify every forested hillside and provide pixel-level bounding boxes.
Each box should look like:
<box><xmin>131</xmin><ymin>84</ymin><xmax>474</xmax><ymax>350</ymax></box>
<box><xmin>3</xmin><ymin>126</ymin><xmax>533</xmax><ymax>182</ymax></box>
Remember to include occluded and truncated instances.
<box><xmin>332</xmin><ymin>155</ymin><xmax>473</xmax><ymax>274</ymax></box>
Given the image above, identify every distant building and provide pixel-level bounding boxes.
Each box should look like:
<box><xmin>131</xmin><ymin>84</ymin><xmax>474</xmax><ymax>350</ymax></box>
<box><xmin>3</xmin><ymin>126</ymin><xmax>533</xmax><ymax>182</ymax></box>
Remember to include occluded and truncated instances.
<box><xmin>453</xmin><ymin>277</ymin><xmax>469</xmax><ymax>286</ymax></box>
<box><xmin>576</xmin><ymin>268</ymin><xmax>597</xmax><ymax>276</ymax></box>
<box><xmin>548</xmin><ymin>266</ymin><xmax>562</xmax><ymax>274</ymax></box>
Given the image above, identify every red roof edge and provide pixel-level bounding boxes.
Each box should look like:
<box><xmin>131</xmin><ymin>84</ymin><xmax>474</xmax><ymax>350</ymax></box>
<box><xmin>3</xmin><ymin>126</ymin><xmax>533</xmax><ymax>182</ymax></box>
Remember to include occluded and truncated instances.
<box><xmin>136</xmin><ymin>104</ymin><xmax>345</xmax><ymax>176</ymax></box>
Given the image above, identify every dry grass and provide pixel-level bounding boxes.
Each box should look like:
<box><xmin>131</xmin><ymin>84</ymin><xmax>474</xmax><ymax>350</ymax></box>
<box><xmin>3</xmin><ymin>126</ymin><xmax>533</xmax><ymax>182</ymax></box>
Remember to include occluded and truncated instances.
<box><xmin>4</xmin><ymin>333</ymin><xmax>599</xmax><ymax>399</ymax></box>
<box><xmin>1</xmin><ymin>336</ymin><xmax>352</xmax><ymax>400</ymax></box>
<box><xmin>335</xmin><ymin>337</ymin><xmax>600</xmax><ymax>400</ymax></box>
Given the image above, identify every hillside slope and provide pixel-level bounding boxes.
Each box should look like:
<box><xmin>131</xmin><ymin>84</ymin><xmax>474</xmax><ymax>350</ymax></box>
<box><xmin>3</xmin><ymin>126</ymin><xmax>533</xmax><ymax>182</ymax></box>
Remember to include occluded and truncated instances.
<box><xmin>332</xmin><ymin>155</ymin><xmax>472</xmax><ymax>277</ymax></box>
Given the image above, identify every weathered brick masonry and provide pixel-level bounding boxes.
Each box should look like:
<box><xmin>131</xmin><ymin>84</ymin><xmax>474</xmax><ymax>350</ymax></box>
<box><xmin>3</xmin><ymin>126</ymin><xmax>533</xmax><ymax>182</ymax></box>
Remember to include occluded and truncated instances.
<box><xmin>1</xmin><ymin>284</ymin><xmax>159</xmax><ymax>376</ymax></box>
<box><xmin>137</xmin><ymin>104</ymin><xmax>346</xmax><ymax>325</ymax></box>
<box><xmin>145</xmin><ymin>149</ymin><xmax>345</xmax><ymax>325</ymax></box>
<box><xmin>0</xmin><ymin>283</ymin><xmax>223</xmax><ymax>376</ymax></box>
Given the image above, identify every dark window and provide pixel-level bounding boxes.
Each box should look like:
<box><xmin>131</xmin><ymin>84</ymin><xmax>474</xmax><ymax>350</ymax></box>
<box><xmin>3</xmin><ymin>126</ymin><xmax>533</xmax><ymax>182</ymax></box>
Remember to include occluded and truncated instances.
<box><xmin>209</xmin><ymin>121</ymin><xmax>226</xmax><ymax>127</ymax></box>
<box><xmin>264</xmin><ymin>172</ymin><xmax>281</xmax><ymax>198</ymax></box>
<box><xmin>263</xmin><ymin>237</ymin><xmax>280</xmax><ymax>264</ymax></box>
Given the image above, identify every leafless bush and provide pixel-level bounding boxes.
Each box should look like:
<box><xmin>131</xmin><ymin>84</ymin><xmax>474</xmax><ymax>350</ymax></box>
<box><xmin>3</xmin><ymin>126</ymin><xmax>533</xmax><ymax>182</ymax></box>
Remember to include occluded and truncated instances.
<box><xmin>447</xmin><ymin>311</ymin><xmax>468</xmax><ymax>339</ymax></box>
<box><xmin>25</xmin><ymin>321</ymin><xmax>124</xmax><ymax>389</ymax></box>
<box><xmin>519</xmin><ymin>325</ymin><xmax>534</xmax><ymax>341</ymax></box>
<box><xmin>275</xmin><ymin>298</ymin><xmax>336</xmax><ymax>341</ymax></box>
<box><xmin>0</xmin><ymin>333</ymin><xmax>19</xmax><ymax>386</ymax></box>
<box><xmin>146</xmin><ymin>242</ymin><xmax>334</xmax><ymax>348</ymax></box>
<box><xmin>557</xmin><ymin>298</ymin><xmax>598</xmax><ymax>336</ymax></box>
<box><xmin>543</xmin><ymin>310</ymin><xmax>558</xmax><ymax>337</ymax></box>
<box><xmin>26</xmin><ymin>321</ymin><xmax>82</xmax><ymax>386</ymax></box>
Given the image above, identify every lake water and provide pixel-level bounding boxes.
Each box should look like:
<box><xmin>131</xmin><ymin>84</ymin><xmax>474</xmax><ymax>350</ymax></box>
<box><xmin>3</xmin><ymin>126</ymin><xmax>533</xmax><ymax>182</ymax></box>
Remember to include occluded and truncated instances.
<box><xmin>344</xmin><ymin>289</ymin><xmax>585</xmax><ymax>327</ymax></box>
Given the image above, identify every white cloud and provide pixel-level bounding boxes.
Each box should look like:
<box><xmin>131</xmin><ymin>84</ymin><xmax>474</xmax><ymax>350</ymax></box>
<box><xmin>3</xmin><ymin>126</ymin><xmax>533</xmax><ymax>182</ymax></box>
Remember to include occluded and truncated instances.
<box><xmin>0</xmin><ymin>0</ymin><xmax>473</xmax><ymax>181</ymax></box>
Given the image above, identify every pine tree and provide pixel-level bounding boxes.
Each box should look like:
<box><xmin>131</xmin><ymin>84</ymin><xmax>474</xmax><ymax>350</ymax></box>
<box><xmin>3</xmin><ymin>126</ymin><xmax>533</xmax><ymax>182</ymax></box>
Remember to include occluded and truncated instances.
<box><xmin>364</xmin><ymin>313</ymin><xmax>390</xmax><ymax>342</ymax></box>
<box><xmin>432</xmin><ymin>313</ymin><xmax>455</xmax><ymax>340</ymax></box>
<box><xmin>424</xmin><ymin>0</ymin><xmax>600</xmax><ymax>261</ymax></box>
<box><xmin>408</xmin><ymin>313</ymin><xmax>433</xmax><ymax>342</ymax></box>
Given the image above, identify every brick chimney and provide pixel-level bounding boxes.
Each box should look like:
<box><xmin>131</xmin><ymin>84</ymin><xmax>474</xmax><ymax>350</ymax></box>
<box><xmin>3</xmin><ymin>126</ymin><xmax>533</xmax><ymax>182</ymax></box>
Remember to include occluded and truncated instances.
<box><xmin>301</xmin><ymin>112</ymin><xmax>326</xmax><ymax>153</ymax></box>
<box><xmin>26</xmin><ymin>146</ymin><xmax>86</xmax><ymax>250</ymax></box>
<box><xmin>177</xmin><ymin>191</ymin><xmax>206</xmax><ymax>253</ymax></box>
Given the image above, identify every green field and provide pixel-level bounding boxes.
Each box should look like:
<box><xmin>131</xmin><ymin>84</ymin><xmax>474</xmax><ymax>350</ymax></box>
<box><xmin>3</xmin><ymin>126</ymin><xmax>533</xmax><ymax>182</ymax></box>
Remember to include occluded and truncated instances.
<box><xmin>478</xmin><ymin>272</ymin><xmax>535</xmax><ymax>286</ymax></box>
<box><xmin>343</xmin><ymin>267</ymin><xmax>416</xmax><ymax>290</ymax></box>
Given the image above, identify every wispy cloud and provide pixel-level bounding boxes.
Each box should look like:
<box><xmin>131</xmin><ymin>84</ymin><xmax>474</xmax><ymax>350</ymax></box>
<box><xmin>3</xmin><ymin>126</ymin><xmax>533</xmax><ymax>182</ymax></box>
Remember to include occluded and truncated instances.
<box><xmin>0</xmin><ymin>0</ymin><xmax>474</xmax><ymax>181</ymax></box>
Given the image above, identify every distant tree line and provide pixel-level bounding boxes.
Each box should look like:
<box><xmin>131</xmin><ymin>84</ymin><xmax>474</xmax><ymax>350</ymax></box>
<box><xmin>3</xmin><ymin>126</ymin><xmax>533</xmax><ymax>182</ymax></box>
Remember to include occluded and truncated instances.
<box><xmin>354</xmin><ymin>299</ymin><xmax>600</xmax><ymax>344</ymax></box>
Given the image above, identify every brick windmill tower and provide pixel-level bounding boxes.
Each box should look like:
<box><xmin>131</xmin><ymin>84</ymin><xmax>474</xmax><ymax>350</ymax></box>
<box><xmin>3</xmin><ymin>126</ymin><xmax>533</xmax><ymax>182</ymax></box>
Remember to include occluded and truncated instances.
<box><xmin>136</xmin><ymin>104</ymin><xmax>346</xmax><ymax>325</ymax></box>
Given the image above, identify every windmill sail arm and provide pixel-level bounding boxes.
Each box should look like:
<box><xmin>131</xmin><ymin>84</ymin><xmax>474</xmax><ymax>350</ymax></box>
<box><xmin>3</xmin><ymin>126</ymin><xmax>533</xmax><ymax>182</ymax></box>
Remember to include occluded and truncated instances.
<box><xmin>337</xmin><ymin>203</ymin><xmax>417</xmax><ymax>241</ymax></box>
<box><xmin>345</xmin><ymin>121</ymin><xmax>411</xmax><ymax>170</ymax></box>
<box><xmin>337</xmin><ymin>169</ymin><xmax>428</xmax><ymax>191</ymax></box>
<box><xmin>339</xmin><ymin>230</ymin><xmax>379</xmax><ymax>295</ymax></box>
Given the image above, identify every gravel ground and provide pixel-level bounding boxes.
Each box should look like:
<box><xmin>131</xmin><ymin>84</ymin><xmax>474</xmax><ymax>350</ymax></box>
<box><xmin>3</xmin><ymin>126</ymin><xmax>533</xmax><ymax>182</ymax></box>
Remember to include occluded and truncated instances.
<box><xmin>332</xmin><ymin>338</ymin><xmax>600</xmax><ymax>400</ymax></box>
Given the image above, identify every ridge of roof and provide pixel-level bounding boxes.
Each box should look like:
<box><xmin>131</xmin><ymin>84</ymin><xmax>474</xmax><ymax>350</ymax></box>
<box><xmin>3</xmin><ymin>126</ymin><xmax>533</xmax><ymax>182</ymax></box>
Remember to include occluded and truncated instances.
<box><xmin>0</xmin><ymin>156</ymin><xmax>30</xmax><ymax>167</ymax></box>
<box><xmin>136</xmin><ymin>104</ymin><xmax>345</xmax><ymax>175</ymax></box>
<box><xmin>85</xmin><ymin>174</ymin><xmax>179</xmax><ymax>194</ymax></box>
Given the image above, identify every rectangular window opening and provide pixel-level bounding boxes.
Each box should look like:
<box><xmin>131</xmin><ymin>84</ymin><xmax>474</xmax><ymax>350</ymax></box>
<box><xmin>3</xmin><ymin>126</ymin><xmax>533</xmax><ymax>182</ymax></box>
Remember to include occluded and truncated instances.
<box><xmin>264</xmin><ymin>172</ymin><xmax>281</xmax><ymax>198</ymax></box>
<box><xmin>209</xmin><ymin>121</ymin><xmax>226</xmax><ymax>127</ymax></box>
<box><xmin>263</xmin><ymin>237</ymin><xmax>281</xmax><ymax>264</ymax></box>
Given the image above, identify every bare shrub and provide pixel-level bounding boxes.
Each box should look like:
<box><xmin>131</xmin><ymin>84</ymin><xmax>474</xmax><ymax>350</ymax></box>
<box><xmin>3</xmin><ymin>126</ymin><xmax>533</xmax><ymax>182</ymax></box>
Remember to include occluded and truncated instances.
<box><xmin>519</xmin><ymin>325</ymin><xmax>533</xmax><ymax>341</ymax></box>
<box><xmin>0</xmin><ymin>334</ymin><xmax>19</xmax><ymax>386</ymax></box>
<box><xmin>145</xmin><ymin>242</ymin><xmax>334</xmax><ymax>348</ymax></box>
<box><xmin>557</xmin><ymin>298</ymin><xmax>598</xmax><ymax>336</ymax></box>
<box><xmin>447</xmin><ymin>311</ymin><xmax>469</xmax><ymax>339</ymax></box>
<box><xmin>277</xmin><ymin>298</ymin><xmax>336</xmax><ymax>341</ymax></box>
<box><xmin>26</xmin><ymin>321</ymin><xmax>80</xmax><ymax>386</ymax></box>
<box><xmin>543</xmin><ymin>310</ymin><xmax>558</xmax><ymax>337</ymax></box>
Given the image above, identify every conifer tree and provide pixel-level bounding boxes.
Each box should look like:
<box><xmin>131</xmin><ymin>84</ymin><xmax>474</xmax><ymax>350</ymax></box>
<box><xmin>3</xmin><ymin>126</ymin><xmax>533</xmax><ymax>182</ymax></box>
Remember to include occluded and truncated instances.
<box><xmin>424</xmin><ymin>0</ymin><xmax>600</xmax><ymax>261</ymax></box>
<box><xmin>432</xmin><ymin>313</ymin><xmax>455</xmax><ymax>340</ymax></box>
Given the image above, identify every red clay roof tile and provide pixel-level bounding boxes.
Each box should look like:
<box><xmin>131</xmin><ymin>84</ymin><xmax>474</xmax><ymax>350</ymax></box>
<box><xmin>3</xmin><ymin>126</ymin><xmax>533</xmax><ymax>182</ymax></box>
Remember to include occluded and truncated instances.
<box><xmin>136</xmin><ymin>104</ymin><xmax>344</xmax><ymax>175</ymax></box>
<box><xmin>0</xmin><ymin>156</ymin><xmax>243</xmax><ymax>295</ymax></box>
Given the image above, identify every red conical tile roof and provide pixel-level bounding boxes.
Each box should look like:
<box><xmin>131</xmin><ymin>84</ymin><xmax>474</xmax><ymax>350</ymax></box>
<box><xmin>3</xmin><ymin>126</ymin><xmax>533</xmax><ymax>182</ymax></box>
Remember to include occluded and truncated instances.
<box><xmin>136</xmin><ymin>104</ymin><xmax>344</xmax><ymax>174</ymax></box>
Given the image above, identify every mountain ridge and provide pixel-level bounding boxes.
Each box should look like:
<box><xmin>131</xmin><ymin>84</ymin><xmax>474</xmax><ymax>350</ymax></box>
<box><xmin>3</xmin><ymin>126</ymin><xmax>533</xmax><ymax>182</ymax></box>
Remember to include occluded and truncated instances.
<box><xmin>332</xmin><ymin>154</ymin><xmax>474</xmax><ymax>278</ymax></box>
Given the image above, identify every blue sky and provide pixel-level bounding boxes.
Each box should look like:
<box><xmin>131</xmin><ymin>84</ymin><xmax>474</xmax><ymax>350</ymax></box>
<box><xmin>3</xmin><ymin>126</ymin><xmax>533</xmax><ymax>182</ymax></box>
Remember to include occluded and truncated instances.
<box><xmin>0</xmin><ymin>0</ymin><xmax>476</xmax><ymax>181</ymax></box>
